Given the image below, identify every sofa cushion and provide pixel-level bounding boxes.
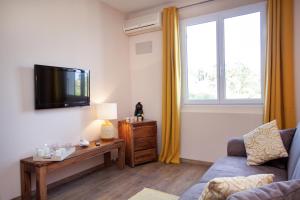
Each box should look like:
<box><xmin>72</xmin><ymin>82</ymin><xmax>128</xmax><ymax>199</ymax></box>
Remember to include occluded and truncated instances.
<box><xmin>288</xmin><ymin>123</ymin><xmax>300</xmax><ymax>179</ymax></box>
<box><xmin>264</xmin><ymin>128</ymin><xmax>296</xmax><ymax>169</ymax></box>
<box><xmin>179</xmin><ymin>183</ymin><xmax>206</xmax><ymax>200</ymax></box>
<box><xmin>200</xmin><ymin>157</ymin><xmax>287</xmax><ymax>183</ymax></box>
<box><xmin>243</xmin><ymin>120</ymin><xmax>288</xmax><ymax>165</ymax></box>
<box><xmin>228</xmin><ymin>179</ymin><xmax>300</xmax><ymax>200</ymax></box>
<box><xmin>199</xmin><ymin>174</ymin><xmax>274</xmax><ymax>200</ymax></box>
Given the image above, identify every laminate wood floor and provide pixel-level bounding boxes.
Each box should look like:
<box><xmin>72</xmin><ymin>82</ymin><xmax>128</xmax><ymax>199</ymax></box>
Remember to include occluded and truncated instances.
<box><xmin>48</xmin><ymin>162</ymin><xmax>209</xmax><ymax>200</ymax></box>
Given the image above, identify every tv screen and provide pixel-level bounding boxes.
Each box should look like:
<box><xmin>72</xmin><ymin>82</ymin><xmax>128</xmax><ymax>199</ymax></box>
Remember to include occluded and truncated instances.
<box><xmin>34</xmin><ymin>64</ymin><xmax>90</xmax><ymax>109</ymax></box>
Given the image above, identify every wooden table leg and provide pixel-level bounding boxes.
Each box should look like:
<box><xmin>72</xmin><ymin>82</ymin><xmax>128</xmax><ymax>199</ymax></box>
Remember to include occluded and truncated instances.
<box><xmin>21</xmin><ymin>162</ymin><xmax>32</xmax><ymax>200</ymax></box>
<box><xmin>117</xmin><ymin>142</ymin><xmax>125</xmax><ymax>169</ymax></box>
<box><xmin>104</xmin><ymin>151</ymin><xmax>112</xmax><ymax>167</ymax></box>
<box><xmin>36</xmin><ymin>166</ymin><xmax>47</xmax><ymax>200</ymax></box>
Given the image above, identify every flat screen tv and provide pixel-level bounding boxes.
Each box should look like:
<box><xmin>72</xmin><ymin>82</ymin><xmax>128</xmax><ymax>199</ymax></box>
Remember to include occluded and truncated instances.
<box><xmin>34</xmin><ymin>64</ymin><xmax>90</xmax><ymax>109</ymax></box>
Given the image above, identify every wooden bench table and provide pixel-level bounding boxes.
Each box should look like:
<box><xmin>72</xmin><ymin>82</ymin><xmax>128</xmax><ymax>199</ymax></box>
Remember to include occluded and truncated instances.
<box><xmin>20</xmin><ymin>139</ymin><xmax>125</xmax><ymax>200</ymax></box>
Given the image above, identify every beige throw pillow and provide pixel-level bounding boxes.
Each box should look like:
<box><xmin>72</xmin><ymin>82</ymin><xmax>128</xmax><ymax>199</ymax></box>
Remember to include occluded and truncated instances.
<box><xmin>199</xmin><ymin>174</ymin><xmax>274</xmax><ymax>200</ymax></box>
<box><xmin>243</xmin><ymin>120</ymin><xmax>288</xmax><ymax>165</ymax></box>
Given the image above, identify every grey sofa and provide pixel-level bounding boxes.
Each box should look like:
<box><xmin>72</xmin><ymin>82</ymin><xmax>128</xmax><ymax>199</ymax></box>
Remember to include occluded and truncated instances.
<box><xmin>179</xmin><ymin>125</ymin><xmax>300</xmax><ymax>200</ymax></box>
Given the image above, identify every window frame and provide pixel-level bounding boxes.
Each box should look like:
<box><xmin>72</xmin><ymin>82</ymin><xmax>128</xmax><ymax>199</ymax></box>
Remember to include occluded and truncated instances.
<box><xmin>181</xmin><ymin>2</ymin><xmax>267</xmax><ymax>105</ymax></box>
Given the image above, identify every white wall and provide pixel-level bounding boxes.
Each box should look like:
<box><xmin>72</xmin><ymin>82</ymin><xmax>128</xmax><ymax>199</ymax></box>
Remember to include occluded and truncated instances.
<box><xmin>181</xmin><ymin>108</ymin><xmax>262</xmax><ymax>161</ymax></box>
<box><xmin>0</xmin><ymin>0</ymin><xmax>130</xmax><ymax>199</ymax></box>
<box><xmin>129</xmin><ymin>32</ymin><xmax>163</xmax><ymax>151</ymax></box>
<box><xmin>128</xmin><ymin>0</ymin><xmax>265</xmax><ymax>163</ymax></box>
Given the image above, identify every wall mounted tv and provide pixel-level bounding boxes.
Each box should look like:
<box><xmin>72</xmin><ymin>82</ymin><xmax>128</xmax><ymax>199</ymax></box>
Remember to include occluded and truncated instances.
<box><xmin>34</xmin><ymin>64</ymin><xmax>90</xmax><ymax>109</ymax></box>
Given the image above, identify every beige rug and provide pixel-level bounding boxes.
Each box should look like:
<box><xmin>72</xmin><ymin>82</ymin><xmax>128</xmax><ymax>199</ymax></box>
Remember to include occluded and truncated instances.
<box><xmin>129</xmin><ymin>188</ymin><xmax>179</xmax><ymax>200</ymax></box>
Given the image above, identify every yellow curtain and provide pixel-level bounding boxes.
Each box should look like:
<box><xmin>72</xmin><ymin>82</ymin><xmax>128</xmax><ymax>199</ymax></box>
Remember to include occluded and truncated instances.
<box><xmin>159</xmin><ymin>7</ymin><xmax>181</xmax><ymax>164</ymax></box>
<box><xmin>264</xmin><ymin>0</ymin><xmax>296</xmax><ymax>129</ymax></box>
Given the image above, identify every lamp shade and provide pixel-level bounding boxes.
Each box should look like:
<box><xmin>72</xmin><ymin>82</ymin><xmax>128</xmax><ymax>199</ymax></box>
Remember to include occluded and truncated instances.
<box><xmin>96</xmin><ymin>103</ymin><xmax>117</xmax><ymax>120</ymax></box>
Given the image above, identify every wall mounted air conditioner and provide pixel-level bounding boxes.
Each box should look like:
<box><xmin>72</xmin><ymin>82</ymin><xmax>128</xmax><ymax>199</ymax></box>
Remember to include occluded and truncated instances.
<box><xmin>123</xmin><ymin>13</ymin><xmax>162</xmax><ymax>36</ymax></box>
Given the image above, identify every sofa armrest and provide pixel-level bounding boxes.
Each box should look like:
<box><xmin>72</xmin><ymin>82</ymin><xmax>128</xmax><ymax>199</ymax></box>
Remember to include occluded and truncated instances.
<box><xmin>227</xmin><ymin>137</ymin><xmax>247</xmax><ymax>157</ymax></box>
<box><xmin>227</xmin><ymin>179</ymin><xmax>300</xmax><ymax>200</ymax></box>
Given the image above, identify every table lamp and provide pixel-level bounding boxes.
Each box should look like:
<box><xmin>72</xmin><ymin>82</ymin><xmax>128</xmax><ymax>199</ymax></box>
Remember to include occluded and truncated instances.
<box><xmin>96</xmin><ymin>103</ymin><xmax>117</xmax><ymax>140</ymax></box>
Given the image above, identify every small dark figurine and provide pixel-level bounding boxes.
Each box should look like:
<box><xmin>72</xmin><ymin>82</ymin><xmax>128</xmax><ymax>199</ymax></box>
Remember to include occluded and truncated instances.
<box><xmin>134</xmin><ymin>102</ymin><xmax>144</xmax><ymax>120</ymax></box>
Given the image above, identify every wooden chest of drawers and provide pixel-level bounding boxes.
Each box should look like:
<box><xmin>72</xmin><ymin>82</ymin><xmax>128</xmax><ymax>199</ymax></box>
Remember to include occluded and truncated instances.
<box><xmin>118</xmin><ymin>120</ymin><xmax>157</xmax><ymax>167</ymax></box>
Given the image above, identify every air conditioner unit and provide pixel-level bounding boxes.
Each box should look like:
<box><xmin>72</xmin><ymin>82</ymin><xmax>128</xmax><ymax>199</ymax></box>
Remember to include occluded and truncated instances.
<box><xmin>123</xmin><ymin>13</ymin><xmax>162</xmax><ymax>36</ymax></box>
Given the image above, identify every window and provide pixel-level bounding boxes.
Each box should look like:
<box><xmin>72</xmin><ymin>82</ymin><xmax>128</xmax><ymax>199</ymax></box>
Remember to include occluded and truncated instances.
<box><xmin>181</xmin><ymin>2</ymin><xmax>266</xmax><ymax>105</ymax></box>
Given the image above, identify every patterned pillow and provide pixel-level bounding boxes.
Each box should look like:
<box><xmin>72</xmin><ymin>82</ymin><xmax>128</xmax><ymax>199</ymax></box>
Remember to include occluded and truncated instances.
<box><xmin>199</xmin><ymin>174</ymin><xmax>274</xmax><ymax>200</ymax></box>
<box><xmin>243</xmin><ymin>120</ymin><xmax>288</xmax><ymax>165</ymax></box>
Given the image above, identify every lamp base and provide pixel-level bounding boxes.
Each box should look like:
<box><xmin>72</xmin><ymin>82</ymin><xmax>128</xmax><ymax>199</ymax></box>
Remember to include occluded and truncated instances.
<box><xmin>100</xmin><ymin>123</ymin><xmax>115</xmax><ymax>140</ymax></box>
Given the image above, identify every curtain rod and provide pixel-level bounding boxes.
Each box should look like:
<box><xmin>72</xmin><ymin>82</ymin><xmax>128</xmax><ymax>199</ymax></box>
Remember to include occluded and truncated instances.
<box><xmin>178</xmin><ymin>0</ymin><xmax>214</xmax><ymax>10</ymax></box>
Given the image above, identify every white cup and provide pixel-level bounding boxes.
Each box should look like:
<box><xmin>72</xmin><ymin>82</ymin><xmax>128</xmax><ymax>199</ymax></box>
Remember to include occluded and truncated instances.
<box><xmin>43</xmin><ymin>145</ymin><xmax>50</xmax><ymax>156</ymax></box>
<box><xmin>36</xmin><ymin>148</ymin><xmax>44</xmax><ymax>157</ymax></box>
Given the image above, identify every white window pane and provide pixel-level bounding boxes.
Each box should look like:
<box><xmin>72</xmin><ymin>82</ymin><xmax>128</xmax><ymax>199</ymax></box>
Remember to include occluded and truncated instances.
<box><xmin>186</xmin><ymin>21</ymin><xmax>217</xmax><ymax>100</ymax></box>
<box><xmin>224</xmin><ymin>12</ymin><xmax>262</xmax><ymax>99</ymax></box>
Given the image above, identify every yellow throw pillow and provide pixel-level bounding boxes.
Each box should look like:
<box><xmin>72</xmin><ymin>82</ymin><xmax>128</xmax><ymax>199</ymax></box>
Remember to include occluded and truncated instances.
<box><xmin>243</xmin><ymin>120</ymin><xmax>288</xmax><ymax>165</ymax></box>
<box><xmin>199</xmin><ymin>174</ymin><xmax>274</xmax><ymax>200</ymax></box>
